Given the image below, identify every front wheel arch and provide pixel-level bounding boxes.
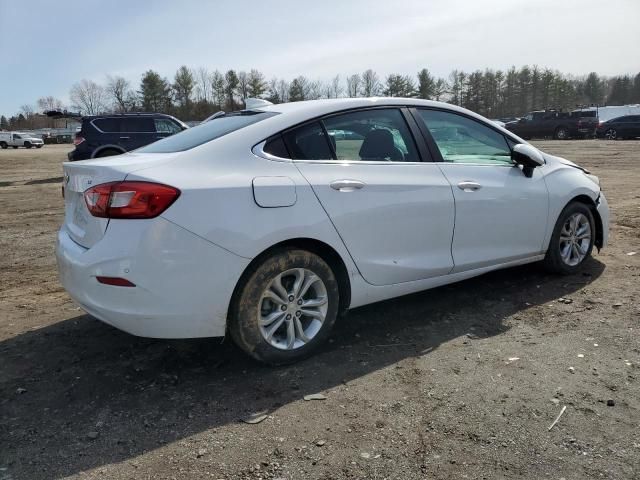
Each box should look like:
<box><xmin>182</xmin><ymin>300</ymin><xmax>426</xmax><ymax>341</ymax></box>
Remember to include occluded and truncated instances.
<box><xmin>561</xmin><ymin>195</ymin><xmax>603</xmax><ymax>250</ymax></box>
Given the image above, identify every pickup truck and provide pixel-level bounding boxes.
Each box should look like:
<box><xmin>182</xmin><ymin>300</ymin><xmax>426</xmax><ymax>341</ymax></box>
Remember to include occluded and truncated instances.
<box><xmin>505</xmin><ymin>110</ymin><xmax>598</xmax><ymax>140</ymax></box>
<box><xmin>0</xmin><ymin>131</ymin><xmax>45</xmax><ymax>149</ymax></box>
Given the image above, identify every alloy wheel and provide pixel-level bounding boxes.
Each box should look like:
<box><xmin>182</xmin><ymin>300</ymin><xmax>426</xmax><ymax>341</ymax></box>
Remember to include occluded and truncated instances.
<box><xmin>605</xmin><ymin>129</ymin><xmax>617</xmax><ymax>140</ymax></box>
<box><xmin>258</xmin><ymin>268</ymin><xmax>328</xmax><ymax>350</ymax></box>
<box><xmin>559</xmin><ymin>213</ymin><xmax>591</xmax><ymax>266</ymax></box>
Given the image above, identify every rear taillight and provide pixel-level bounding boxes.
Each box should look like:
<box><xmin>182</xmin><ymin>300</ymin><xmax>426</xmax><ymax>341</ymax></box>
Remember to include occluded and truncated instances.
<box><xmin>84</xmin><ymin>181</ymin><xmax>180</xmax><ymax>219</ymax></box>
<box><xmin>73</xmin><ymin>135</ymin><xmax>85</xmax><ymax>146</ymax></box>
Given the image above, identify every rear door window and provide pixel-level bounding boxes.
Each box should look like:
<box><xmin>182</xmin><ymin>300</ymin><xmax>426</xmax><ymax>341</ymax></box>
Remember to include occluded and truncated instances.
<box><xmin>92</xmin><ymin>118</ymin><xmax>121</xmax><ymax>133</ymax></box>
<box><xmin>322</xmin><ymin>109</ymin><xmax>419</xmax><ymax>162</ymax></box>
<box><xmin>121</xmin><ymin>117</ymin><xmax>155</xmax><ymax>132</ymax></box>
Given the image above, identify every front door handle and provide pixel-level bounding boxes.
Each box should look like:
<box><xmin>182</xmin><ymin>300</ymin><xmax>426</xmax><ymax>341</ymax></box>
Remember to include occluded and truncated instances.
<box><xmin>119</xmin><ymin>136</ymin><xmax>130</xmax><ymax>140</ymax></box>
<box><xmin>457</xmin><ymin>181</ymin><xmax>482</xmax><ymax>192</ymax></box>
<box><xmin>330</xmin><ymin>179</ymin><xmax>365</xmax><ymax>192</ymax></box>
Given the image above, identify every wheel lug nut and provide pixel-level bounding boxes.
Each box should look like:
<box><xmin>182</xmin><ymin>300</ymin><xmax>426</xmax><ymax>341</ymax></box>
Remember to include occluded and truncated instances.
<box><xmin>286</xmin><ymin>314</ymin><xmax>292</xmax><ymax>319</ymax></box>
<box><xmin>297</xmin><ymin>299</ymin><xmax>303</xmax><ymax>305</ymax></box>
<box><xmin>296</xmin><ymin>311</ymin><xmax>301</xmax><ymax>317</ymax></box>
<box><xmin>288</xmin><ymin>295</ymin><xmax>294</xmax><ymax>302</ymax></box>
<box><xmin>280</xmin><ymin>305</ymin><xmax>287</xmax><ymax>311</ymax></box>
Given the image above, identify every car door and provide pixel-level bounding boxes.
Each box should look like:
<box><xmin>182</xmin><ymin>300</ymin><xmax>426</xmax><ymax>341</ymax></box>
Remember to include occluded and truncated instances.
<box><xmin>120</xmin><ymin>117</ymin><xmax>156</xmax><ymax>150</ymax></box>
<box><xmin>412</xmin><ymin>108</ymin><xmax>549</xmax><ymax>273</ymax></box>
<box><xmin>625</xmin><ymin>115</ymin><xmax>640</xmax><ymax>138</ymax></box>
<box><xmin>285</xmin><ymin>108</ymin><xmax>455</xmax><ymax>286</ymax></box>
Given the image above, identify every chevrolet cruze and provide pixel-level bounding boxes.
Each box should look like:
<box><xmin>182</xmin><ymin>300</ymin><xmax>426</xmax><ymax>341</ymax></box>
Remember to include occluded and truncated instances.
<box><xmin>56</xmin><ymin>98</ymin><xmax>609</xmax><ymax>364</ymax></box>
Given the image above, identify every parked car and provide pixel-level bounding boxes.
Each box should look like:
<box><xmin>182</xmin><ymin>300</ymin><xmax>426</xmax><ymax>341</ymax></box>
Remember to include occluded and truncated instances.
<box><xmin>56</xmin><ymin>98</ymin><xmax>608</xmax><ymax>364</ymax></box>
<box><xmin>505</xmin><ymin>110</ymin><xmax>597</xmax><ymax>139</ymax></box>
<box><xmin>65</xmin><ymin>113</ymin><xmax>187</xmax><ymax>161</ymax></box>
<box><xmin>595</xmin><ymin>115</ymin><xmax>640</xmax><ymax>140</ymax></box>
<box><xmin>0</xmin><ymin>131</ymin><xmax>44</xmax><ymax>149</ymax></box>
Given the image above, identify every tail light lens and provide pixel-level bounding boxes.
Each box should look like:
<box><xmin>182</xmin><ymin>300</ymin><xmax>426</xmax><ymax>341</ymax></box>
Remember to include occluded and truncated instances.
<box><xmin>84</xmin><ymin>181</ymin><xmax>180</xmax><ymax>219</ymax></box>
<box><xmin>73</xmin><ymin>135</ymin><xmax>85</xmax><ymax>146</ymax></box>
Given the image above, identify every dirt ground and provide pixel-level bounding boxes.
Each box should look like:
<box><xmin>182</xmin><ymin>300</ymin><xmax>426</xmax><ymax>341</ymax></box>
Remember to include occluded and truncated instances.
<box><xmin>0</xmin><ymin>142</ymin><xmax>638</xmax><ymax>480</ymax></box>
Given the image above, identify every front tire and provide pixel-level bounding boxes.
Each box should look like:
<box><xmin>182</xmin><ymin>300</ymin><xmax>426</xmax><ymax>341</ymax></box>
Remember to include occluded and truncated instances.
<box><xmin>543</xmin><ymin>202</ymin><xmax>595</xmax><ymax>274</ymax></box>
<box><xmin>0</xmin><ymin>142</ymin><xmax>7</xmax><ymax>149</ymax></box>
<box><xmin>229</xmin><ymin>249</ymin><xmax>340</xmax><ymax>365</ymax></box>
<box><xmin>24</xmin><ymin>142</ymin><xmax>32</xmax><ymax>149</ymax></box>
<box><xmin>604</xmin><ymin>128</ymin><xmax>617</xmax><ymax>140</ymax></box>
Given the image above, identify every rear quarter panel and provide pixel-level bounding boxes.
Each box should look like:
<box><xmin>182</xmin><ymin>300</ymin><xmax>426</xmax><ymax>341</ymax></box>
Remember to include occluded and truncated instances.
<box><xmin>124</xmin><ymin>135</ymin><xmax>362</xmax><ymax>283</ymax></box>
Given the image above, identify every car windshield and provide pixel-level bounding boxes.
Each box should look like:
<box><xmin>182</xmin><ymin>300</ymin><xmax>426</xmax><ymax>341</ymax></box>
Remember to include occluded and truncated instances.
<box><xmin>137</xmin><ymin>111</ymin><xmax>278</xmax><ymax>153</ymax></box>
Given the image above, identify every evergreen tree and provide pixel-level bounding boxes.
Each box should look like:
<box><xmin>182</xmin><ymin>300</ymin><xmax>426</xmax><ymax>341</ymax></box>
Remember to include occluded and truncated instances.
<box><xmin>139</xmin><ymin>70</ymin><xmax>172</xmax><ymax>113</ymax></box>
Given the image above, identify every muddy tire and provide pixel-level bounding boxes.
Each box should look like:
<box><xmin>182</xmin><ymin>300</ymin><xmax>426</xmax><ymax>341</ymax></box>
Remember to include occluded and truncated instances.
<box><xmin>543</xmin><ymin>202</ymin><xmax>595</xmax><ymax>275</ymax></box>
<box><xmin>229</xmin><ymin>249</ymin><xmax>340</xmax><ymax>365</ymax></box>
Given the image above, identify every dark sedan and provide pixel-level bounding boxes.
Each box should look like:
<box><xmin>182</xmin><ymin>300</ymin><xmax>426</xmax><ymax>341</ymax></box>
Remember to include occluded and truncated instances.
<box><xmin>596</xmin><ymin>115</ymin><xmax>640</xmax><ymax>140</ymax></box>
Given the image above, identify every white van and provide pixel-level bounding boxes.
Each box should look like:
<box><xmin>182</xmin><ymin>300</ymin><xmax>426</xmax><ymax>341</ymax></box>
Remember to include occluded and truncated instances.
<box><xmin>0</xmin><ymin>132</ymin><xmax>44</xmax><ymax>149</ymax></box>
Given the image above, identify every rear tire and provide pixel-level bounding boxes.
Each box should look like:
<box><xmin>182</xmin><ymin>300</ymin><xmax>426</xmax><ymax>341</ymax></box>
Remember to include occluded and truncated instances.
<box><xmin>0</xmin><ymin>142</ymin><xmax>7</xmax><ymax>149</ymax></box>
<box><xmin>95</xmin><ymin>149</ymin><xmax>122</xmax><ymax>158</ymax></box>
<box><xmin>543</xmin><ymin>202</ymin><xmax>595</xmax><ymax>275</ymax></box>
<box><xmin>229</xmin><ymin>249</ymin><xmax>340</xmax><ymax>365</ymax></box>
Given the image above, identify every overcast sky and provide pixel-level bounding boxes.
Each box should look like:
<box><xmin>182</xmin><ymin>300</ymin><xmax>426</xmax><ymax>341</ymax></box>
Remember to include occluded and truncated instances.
<box><xmin>1</xmin><ymin>0</ymin><xmax>639</xmax><ymax>115</ymax></box>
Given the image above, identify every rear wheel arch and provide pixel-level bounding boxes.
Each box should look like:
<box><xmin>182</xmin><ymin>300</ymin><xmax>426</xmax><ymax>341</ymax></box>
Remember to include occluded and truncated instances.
<box><xmin>229</xmin><ymin>238</ymin><xmax>352</xmax><ymax>326</ymax></box>
<box><xmin>93</xmin><ymin>146</ymin><xmax>125</xmax><ymax>158</ymax></box>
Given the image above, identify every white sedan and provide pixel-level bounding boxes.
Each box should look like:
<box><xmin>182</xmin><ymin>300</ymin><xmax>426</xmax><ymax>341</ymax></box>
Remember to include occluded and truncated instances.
<box><xmin>56</xmin><ymin>98</ymin><xmax>609</xmax><ymax>364</ymax></box>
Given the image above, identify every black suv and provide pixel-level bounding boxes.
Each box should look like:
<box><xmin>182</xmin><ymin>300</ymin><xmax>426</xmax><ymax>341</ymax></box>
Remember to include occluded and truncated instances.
<box><xmin>68</xmin><ymin>113</ymin><xmax>187</xmax><ymax>161</ymax></box>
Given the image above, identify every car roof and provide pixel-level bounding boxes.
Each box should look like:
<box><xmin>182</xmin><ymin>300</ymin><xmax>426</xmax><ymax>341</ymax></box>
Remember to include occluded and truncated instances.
<box><xmin>83</xmin><ymin>113</ymin><xmax>177</xmax><ymax>120</ymax></box>
<box><xmin>253</xmin><ymin>97</ymin><xmax>500</xmax><ymax>131</ymax></box>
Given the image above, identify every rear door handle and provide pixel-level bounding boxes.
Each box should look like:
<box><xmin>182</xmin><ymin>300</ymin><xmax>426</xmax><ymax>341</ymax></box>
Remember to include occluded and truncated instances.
<box><xmin>330</xmin><ymin>179</ymin><xmax>365</xmax><ymax>192</ymax></box>
<box><xmin>457</xmin><ymin>181</ymin><xmax>482</xmax><ymax>192</ymax></box>
<box><xmin>119</xmin><ymin>136</ymin><xmax>130</xmax><ymax>140</ymax></box>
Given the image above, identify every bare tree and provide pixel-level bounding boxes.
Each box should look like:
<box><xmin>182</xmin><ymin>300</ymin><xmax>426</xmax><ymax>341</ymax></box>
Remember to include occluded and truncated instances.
<box><xmin>70</xmin><ymin>79</ymin><xmax>107</xmax><ymax>115</ymax></box>
<box><xmin>307</xmin><ymin>80</ymin><xmax>325</xmax><ymax>100</ymax></box>
<box><xmin>361</xmin><ymin>69</ymin><xmax>381</xmax><ymax>97</ymax></box>
<box><xmin>346</xmin><ymin>74</ymin><xmax>361</xmax><ymax>97</ymax></box>
<box><xmin>106</xmin><ymin>75</ymin><xmax>134</xmax><ymax>112</ymax></box>
<box><xmin>195</xmin><ymin>67</ymin><xmax>211</xmax><ymax>103</ymax></box>
<box><xmin>37</xmin><ymin>96</ymin><xmax>63</xmax><ymax>112</ymax></box>
<box><xmin>237</xmin><ymin>71</ymin><xmax>250</xmax><ymax>101</ymax></box>
<box><xmin>326</xmin><ymin>75</ymin><xmax>343</xmax><ymax>99</ymax></box>
<box><xmin>20</xmin><ymin>104</ymin><xmax>35</xmax><ymax>128</ymax></box>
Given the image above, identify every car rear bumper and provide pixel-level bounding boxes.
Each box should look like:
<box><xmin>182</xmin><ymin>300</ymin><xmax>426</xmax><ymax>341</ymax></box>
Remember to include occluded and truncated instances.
<box><xmin>56</xmin><ymin>217</ymin><xmax>250</xmax><ymax>338</ymax></box>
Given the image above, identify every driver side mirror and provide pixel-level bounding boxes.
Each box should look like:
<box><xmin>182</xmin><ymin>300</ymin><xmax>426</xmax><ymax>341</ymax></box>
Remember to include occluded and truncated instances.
<box><xmin>512</xmin><ymin>144</ymin><xmax>544</xmax><ymax>178</ymax></box>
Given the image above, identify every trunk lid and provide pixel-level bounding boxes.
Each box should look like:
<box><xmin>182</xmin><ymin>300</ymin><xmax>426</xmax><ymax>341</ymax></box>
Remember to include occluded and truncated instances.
<box><xmin>62</xmin><ymin>153</ymin><xmax>175</xmax><ymax>248</ymax></box>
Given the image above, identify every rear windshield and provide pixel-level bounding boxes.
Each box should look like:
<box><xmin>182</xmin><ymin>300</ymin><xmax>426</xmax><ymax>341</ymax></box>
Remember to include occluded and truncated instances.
<box><xmin>137</xmin><ymin>111</ymin><xmax>278</xmax><ymax>153</ymax></box>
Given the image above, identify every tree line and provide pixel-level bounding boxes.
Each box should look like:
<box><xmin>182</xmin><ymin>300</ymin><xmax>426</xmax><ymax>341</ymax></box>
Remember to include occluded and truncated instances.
<box><xmin>3</xmin><ymin>66</ymin><xmax>640</xmax><ymax>130</ymax></box>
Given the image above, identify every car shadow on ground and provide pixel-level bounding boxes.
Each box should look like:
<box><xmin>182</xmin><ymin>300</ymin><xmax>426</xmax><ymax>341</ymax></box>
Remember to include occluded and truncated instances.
<box><xmin>0</xmin><ymin>259</ymin><xmax>604</xmax><ymax>479</ymax></box>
